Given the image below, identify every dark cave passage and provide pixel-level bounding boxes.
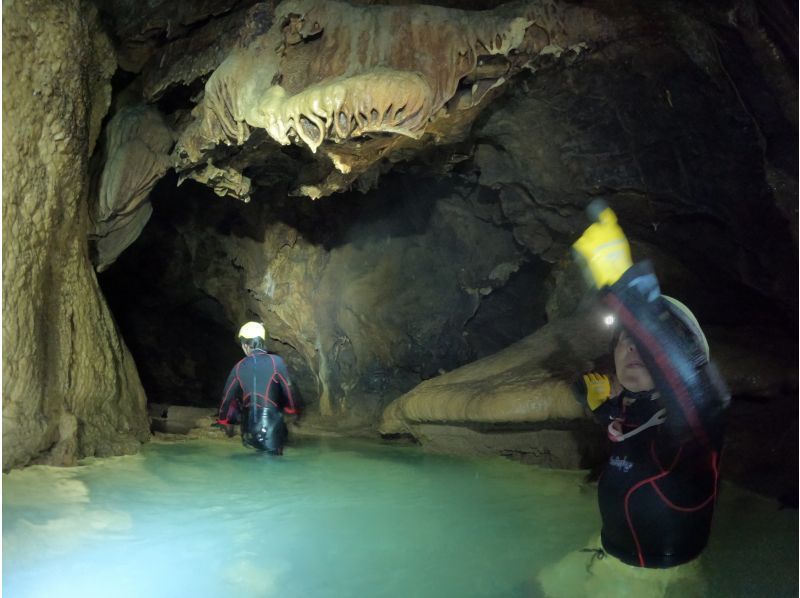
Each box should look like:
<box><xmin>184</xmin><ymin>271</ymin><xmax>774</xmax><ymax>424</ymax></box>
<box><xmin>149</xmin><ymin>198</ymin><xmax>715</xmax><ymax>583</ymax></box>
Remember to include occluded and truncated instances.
<box><xmin>98</xmin><ymin>168</ymin><xmax>555</xmax><ymax>413</ymax></box>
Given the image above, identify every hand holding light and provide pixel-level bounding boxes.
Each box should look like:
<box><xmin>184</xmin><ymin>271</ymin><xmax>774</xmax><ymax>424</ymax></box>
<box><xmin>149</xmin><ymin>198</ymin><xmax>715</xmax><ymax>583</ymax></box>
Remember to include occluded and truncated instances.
<box><xmin>572</xmin><ymin>200</ymin><xmax>633</xmax><ymax>289</ymax></box>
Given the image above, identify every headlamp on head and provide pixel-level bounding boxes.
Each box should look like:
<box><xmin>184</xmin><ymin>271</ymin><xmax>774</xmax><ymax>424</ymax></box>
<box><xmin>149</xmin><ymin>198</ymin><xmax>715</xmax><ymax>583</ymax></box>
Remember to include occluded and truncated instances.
<box><xmin>606</xmin><ymin>296</ymin><xmax>709</xmax><ymax>361</ymax></box>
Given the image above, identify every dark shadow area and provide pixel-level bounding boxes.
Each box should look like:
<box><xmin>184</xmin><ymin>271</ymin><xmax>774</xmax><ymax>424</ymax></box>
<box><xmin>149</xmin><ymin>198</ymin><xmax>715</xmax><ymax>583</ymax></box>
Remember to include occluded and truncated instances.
<box><xmin>99</xmin><ymin>175</ymin><xmax>244</xmax><ymax>407</ymax></box>
<box><xmin>464</xmin><ymin>258</ymin><xmax>551</xmax><ymax>359</ymax></box>
<box><xmin>722</xmin><ymin>390</ymin><xmax>799</xmax><ymax>507</ymax></box>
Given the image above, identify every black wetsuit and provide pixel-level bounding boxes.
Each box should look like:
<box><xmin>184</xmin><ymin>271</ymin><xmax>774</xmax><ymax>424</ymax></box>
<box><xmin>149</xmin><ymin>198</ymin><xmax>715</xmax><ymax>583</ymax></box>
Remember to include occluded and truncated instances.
<box><xmin>593</xmin><ymin>389</ymin><xmax>721</xmax><ymax>567</ymax></box>
<box><xmin>588</xmin><ymin>261</ymin><xmax>729</xmax><ymax>568</ymax></box>
<box><xmin>217</xmin><ymin>349</ymin><xmax>299</xmax><ymax>454</ymax></box>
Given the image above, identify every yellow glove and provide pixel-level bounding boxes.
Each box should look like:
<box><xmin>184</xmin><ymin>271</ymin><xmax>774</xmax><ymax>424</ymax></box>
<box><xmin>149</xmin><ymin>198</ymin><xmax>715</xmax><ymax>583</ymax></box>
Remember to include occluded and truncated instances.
<box><xmin>572</xmin><ymin>200</ymin><xmax>633</xmax><ymax>288</ymax></box>
<box><xmin>583</xmin><ymin>373</ymin><xmax>612</xmax><ymax>411</ymax></box>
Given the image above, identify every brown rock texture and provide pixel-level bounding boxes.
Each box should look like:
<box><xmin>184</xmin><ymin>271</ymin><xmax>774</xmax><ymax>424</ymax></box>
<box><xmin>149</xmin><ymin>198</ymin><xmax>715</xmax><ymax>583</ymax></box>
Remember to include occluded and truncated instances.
<box><xmin>89</xmin><ymin>105</ymin><xmax>174</xmax><ymax>271</ymax></box>
<box><xmin>172</xmin><ymin>0</ymin><xmax>613</xmax><ymax>200</ymax></box>
<box><xmin>10</xmin><ymin>0</ymin><xmax>788</xmax><ymax>490</ymax></box>
<box><xmin>370</xmin><ymin>304</ymin><xmax>615</xmax><ymax>468</ymax></box>
<box><xmin>104</xmin><ymin>0</ymin><xmax>248</xmax><ymax>73</ymax></box>
<box><xmin>378</xmin><ymin>308</ymin><xmax>796</xmax><ymax>466</ymax></box>
<box><xmin>378</xmin><ymin>313</ymin><xmax>603</xmax><ymax>435</ymax></box>
<box><xmin>102</xmin><ymin>172</ymin><xmax>546</xmax><ymax>419</ymax></box>
<box><xmin>2</xmin><ymin>0</ymin><xmax>151</xmax><ymax>470</ymax></box>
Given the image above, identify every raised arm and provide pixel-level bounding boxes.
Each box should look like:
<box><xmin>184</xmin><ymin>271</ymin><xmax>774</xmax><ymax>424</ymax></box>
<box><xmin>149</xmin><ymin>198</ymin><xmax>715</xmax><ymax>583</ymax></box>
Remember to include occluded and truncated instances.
<box><xmin>572</xmin><ymin>200</ymin><xmax>729</xmax><ymax>447</ymax></box>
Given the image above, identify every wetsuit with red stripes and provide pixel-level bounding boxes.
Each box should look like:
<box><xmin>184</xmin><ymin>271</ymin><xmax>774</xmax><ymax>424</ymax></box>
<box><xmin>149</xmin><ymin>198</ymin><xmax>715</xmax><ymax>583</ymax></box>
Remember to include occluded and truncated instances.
<box><xmin>594</xmin><ymin>261</ymin><xmax>729</xmax><ymax>568</ymax></box>
<box><xmin>217</xmin><ymin>349</ymin><xmax>299</xmax><ymax>454</ymax></box>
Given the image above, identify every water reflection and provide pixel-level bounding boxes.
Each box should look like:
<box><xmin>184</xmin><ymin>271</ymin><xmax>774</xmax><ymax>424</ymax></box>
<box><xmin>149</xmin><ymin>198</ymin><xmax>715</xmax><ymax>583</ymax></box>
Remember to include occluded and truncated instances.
<box><xmin>3</xmin><ymin>437</ymin><xmax>796</xmax><ymax>597</ymax></box>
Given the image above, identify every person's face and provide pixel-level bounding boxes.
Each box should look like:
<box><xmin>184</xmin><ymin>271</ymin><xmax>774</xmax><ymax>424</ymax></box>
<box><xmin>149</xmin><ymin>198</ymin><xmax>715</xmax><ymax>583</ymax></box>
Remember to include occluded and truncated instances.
<box><xmin>614</xmin><ymin>329</ymin><xmax>655</xmax><ymax>393</ymax></box>
<box><xmin>241</xmin><ymin>343</ymin><xmax>252</xmax><ymax>356</ymax></box>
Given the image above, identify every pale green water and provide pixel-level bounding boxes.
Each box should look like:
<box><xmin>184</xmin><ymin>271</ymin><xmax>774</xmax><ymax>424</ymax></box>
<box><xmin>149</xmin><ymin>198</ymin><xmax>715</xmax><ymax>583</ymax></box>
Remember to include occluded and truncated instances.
<box><xmin>2</xmin><ymin>437</ymin><xmax>796</xmax><ymax>598</ymax></box>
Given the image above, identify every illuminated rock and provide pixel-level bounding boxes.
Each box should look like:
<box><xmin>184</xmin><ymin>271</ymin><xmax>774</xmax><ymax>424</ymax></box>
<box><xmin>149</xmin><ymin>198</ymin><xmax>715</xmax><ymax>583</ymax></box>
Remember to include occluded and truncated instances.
<box><xmin>90</xmin><ymin>105</ymin><xmax>174</xmax><ymax>271</ymax></box>
<box><xmin>172</xmin><ymin>0</ymin><xmax>613</xmax><ymax>199</ymax></box>
<box><xmin>3</xmin><ymin>0</ymin><xmax>151</xmax><ymax>470</ymax></box>
<box><xmin>379</xmin><ymin>314</ymin><xmax>600</xmax><ymax>435</ymax></box>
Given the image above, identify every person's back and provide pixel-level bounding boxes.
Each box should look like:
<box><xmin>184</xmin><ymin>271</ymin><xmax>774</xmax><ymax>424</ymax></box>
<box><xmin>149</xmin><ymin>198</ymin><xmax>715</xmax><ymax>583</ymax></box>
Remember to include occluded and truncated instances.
<box><xmin>216</xmin><ymin>322</ymin><xmax>300</xmax><ymax>455</ymax></box>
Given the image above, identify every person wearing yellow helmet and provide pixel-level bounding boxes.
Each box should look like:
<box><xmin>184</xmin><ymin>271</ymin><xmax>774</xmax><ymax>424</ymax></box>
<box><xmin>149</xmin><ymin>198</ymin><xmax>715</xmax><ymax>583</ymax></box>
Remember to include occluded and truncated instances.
<box><xmin>214</xmin><ymin>321</ymin><xmax>300</xmax><ymax>454</ymax></box>
<box><xmin>569</xmin><ymin>200</ymin><xmax>730</xmax><ymax>570</ymax></box>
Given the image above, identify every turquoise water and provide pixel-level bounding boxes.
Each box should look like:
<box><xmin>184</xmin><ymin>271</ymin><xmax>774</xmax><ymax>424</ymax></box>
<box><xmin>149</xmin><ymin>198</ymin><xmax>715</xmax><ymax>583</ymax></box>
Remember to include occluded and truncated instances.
<box><xmin>3</xmin><ymin>437</ymin><xmax>797</xmax><ymax>597</ymax></box>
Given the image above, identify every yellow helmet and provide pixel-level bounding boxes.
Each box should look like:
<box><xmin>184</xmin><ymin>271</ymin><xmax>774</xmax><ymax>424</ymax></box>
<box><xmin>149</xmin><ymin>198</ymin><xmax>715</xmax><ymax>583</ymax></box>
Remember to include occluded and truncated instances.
<box><xmin>238</xmin><ymin>321</ymin><xmax>266</xmax><ymax>340</ymax></box>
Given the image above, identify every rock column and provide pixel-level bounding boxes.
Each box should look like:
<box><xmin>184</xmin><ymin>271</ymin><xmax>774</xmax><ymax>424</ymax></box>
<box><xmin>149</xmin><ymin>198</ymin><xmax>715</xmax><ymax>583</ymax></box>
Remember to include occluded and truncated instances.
<box><xmin>2</xmin><ymin>0</ymin><xmax>150</xmax><ymax>469</ymax></box>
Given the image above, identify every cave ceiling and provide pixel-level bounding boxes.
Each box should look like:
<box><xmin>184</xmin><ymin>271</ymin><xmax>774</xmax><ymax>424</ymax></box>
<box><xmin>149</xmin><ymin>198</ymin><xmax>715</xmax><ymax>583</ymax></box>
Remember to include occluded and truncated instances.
<box><xmin>91</xmin><ymin>0</ymin><xmax>796</xmax><ymax>312</ymax></box>
<box><xmin>91</xmin><ymin>0</ymin><xmax>618</xmax><ymax>267</ymax></box>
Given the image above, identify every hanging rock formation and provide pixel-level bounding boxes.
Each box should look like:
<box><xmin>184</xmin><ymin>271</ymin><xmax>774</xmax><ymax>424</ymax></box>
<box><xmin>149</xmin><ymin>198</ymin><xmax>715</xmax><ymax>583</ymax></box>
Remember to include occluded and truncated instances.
<box><xmin>2</xmin><ymin>0</ymin><xmax>151</xmax><ymax>470</ymax></box>
<box><xmin>85</xmin><ymin>0</ymin><xmax>617</xmax><ymax>271</ymax></box>
<box><xmin>90</xmin><ymin>105</ymin><xmax>175</xmax><ymax>271</ymax></box>
<box><xmin>171</xmin><ymin>0</ymin><xmax>614</xmax><ymax>200</ymax></box>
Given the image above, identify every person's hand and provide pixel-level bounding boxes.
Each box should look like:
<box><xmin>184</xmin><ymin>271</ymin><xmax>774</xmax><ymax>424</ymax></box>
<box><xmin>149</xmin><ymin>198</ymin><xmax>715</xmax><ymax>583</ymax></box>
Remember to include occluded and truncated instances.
<box><xmin>583</xmin><ymin>373</ymin><xmax>612</xmax><ymax>410</ymax></box>
<box><xmin>572</xmin><ymin>200</ymin><xmax>632</xmax><ymax>289</ymax></box>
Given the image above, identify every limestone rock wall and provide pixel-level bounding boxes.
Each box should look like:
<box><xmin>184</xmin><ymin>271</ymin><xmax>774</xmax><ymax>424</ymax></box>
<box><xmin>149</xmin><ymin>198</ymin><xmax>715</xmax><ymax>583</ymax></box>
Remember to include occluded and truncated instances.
<box><xmin>89</xmin><ymin>104</ymin><xmax>174</xmax><ymax>271</ymax></box>
<box><xmin>378</xmin><ymin>307</ymin><xmax>797</xmax><ymax>468</ymax></box>
<box><xmin>91</xmin><ymin>0</ymin><xmax>795</xmax><ymax>323</ymax></box>
<box><xmin>96</xmin><ymin>1</ymin><xmax>796</xmax><ymax>433</ymax></box>
<box><xmin>2</xmin><ymin>0</ymin><xmax>151</xmax><ymax>470</ymax></box>
<box><xmin>100</xmin><ymin>171</ymin><xmax>549</xmax><ymax>420</ymax></box>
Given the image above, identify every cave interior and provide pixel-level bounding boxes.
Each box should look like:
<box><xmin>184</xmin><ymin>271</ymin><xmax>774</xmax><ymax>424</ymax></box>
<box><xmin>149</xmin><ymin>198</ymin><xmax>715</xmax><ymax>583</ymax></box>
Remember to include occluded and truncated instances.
<box><xmin>5</xmin><ymin>0</ymin><xmax>797</xmax><ymax>502</ymax></box>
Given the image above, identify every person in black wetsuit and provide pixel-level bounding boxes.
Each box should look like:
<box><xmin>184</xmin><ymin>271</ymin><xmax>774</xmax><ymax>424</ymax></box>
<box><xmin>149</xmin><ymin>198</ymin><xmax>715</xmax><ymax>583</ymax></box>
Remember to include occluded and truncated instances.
<box><xmin>571</xmin><ymin>201</ymin><xmax>730</xmax><ymax>570</ymax></box>
<box><xmin>214</xmin><ymin>321</ymin><xmax>301</xmax><ymax>455</ymax></box>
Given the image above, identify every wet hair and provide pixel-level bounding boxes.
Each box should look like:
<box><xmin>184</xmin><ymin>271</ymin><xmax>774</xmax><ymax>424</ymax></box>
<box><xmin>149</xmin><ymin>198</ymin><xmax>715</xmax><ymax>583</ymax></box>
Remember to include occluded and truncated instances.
<box><xmin>239</xmin><ymin>336</ymin><xmax>265</xmax><ymax>351</ymax></box>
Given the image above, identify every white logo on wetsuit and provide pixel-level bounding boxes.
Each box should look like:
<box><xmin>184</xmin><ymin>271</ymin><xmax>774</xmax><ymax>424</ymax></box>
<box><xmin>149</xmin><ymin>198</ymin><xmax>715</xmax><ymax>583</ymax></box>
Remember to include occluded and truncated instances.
<box><xmin>609</xmin><ymin>456</ymin><xmax>634</xmax><ymax>473</ymax></box>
